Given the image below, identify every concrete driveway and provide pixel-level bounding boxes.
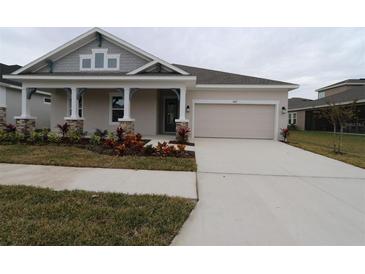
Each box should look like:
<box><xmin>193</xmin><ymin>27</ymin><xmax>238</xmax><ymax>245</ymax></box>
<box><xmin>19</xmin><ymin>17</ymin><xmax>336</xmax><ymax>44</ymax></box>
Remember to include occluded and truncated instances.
<box><xmin>172</xmin><ymin>138</ymin><xmax>365</xmax><ymax>245</ymax></box>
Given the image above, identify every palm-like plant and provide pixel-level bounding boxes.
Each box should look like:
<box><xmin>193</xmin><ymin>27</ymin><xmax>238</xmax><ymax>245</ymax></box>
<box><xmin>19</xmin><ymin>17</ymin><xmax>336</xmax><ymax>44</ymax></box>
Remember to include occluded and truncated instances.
<box><xmin>57</xmin><ymin>123</ymin><xmax>70</xmax><ymax>138</ymax></box>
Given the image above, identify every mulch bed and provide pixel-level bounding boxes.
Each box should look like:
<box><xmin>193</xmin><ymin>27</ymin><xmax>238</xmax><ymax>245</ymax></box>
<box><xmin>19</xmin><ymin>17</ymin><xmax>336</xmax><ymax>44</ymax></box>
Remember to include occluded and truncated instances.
<box><xmin>169</xmin><ymin>140</ymin><xmax>195</xmax><ymax>146</ymax></box>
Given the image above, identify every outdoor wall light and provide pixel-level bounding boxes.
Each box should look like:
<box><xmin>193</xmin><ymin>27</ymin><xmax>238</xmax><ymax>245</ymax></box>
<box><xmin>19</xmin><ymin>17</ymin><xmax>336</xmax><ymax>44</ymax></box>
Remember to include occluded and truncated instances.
<box><xmin>186</xmin><ymin>105</ymin><xmax>190</xmax><ymax>113</ymax></box>
<box><xmin>281</xmin><ymin>106</ymin><xmax>287</xmax><ymax>114</ymax></box>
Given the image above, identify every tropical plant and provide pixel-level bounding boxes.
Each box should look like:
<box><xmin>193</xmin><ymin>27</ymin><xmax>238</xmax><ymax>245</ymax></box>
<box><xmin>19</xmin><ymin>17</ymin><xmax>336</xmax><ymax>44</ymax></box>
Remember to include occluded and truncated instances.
<box><xmin>57</xmin><ymin>123</ymin><xmax>70</xmax><ymax>138</ymax></box>
<box><xmin>116</xmin><ymin>126</ymin><xmax>124</xmax><ymax>143</ymax></box>
<box><xmin>5</xmin><ymin>124</ymin><xmax>16</xmax><ymax>133</ymax></box>
<box><xmin>176</xmin><ymin>126</ymin><xmax>191</xmax><ymax>143</ymax></box>
<box><xmin>94</xmin><ymin>129</ymin><xmax>108</xmax><ymax>139</ymax></box>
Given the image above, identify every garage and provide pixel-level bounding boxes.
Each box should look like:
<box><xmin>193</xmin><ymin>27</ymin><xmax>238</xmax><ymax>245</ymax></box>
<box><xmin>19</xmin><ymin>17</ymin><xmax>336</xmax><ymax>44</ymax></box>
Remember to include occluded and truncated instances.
<box><xmin>193</xmin><ymin>102</ymin><xmax>277</xmax><ymax>139</ymax></box>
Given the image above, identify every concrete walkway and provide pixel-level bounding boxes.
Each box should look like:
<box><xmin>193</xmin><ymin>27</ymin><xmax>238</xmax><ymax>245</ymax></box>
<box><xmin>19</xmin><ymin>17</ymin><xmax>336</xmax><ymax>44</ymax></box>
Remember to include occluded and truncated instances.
<box><xmin>0</xmin><ymin>163</ymin><xmax>197</xmax><ymax>199</ymax></box>
<box><xmin>172</xmin><ymin>138</ymin><xmax>365</xmax><ymax>245</ymax></box>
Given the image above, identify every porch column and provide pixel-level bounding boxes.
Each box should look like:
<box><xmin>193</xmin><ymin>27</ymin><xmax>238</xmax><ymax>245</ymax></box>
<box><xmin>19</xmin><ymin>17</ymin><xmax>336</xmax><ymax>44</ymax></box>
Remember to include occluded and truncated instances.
<box><xmin>15</xmin><ymin>87</ymin><xmax>36</xmax><ymax>135</ymax></box>
<box><xmin>118</xmin><ymin>87</ymin><xmax>135</xmax><ymax>134</ymax></box>
<box><xmin>0</xmin><ymin>86</ymin><xmax>6</xmax><ymax>130</ymax></box>
<box><xmin>64</xmin><ymin>87</ymin><xmax>84</xmax><ymax>133</ymax></box>
<box><xmin>175</xmin><ymin>86</ymin><xmax>190</xmax><ymax>141</ymax></box>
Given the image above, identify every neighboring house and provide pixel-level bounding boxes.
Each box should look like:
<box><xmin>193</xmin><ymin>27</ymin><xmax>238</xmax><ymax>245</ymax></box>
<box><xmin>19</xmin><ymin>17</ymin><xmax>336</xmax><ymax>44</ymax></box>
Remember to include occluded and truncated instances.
<box><xmin>0</xmin><ymin>63</ymin><xmax>51</xmax><ymax>130</ymax></box>
<box><xmin>288</xmin><ymin>79</ymin><xmax>365</xmax><ymax>133</ymax></box>
<box><xmin>3</xmin><ymin>28</ymin><xmax>298</xmax><ymax>140</ymax></box>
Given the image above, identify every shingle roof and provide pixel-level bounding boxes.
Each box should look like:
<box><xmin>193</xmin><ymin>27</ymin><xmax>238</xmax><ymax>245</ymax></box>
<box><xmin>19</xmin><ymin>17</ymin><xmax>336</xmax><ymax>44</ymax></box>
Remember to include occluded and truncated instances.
<box><xmin>0</xmin><ymin>63</ymin><xmax>22</xmax><ymax>87</ymax></box>
<box><xmin>173</xmin><ymin>64</ymin><xmax>297</xmax><ymax>86</ymax></box>
<box><xmin>288</xmin><ymin>97</ymin><xmax>313</xmax><ymax>109</ymax></box>
<box><xmin>289</xmin><ymin>86</ymin><xmax>365</xmax><ymax>110</ymax></box>
<box><xmin>316</xmin><ymin>79</ymin><xmax>365</xmax><ymax>92</ymax></box>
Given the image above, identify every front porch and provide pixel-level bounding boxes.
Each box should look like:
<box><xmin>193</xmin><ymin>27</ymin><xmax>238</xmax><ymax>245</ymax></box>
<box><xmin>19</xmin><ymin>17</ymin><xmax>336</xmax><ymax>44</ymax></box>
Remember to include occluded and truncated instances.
<box><xmin>15</xmin><ymin>84</ymin><xmax>191</xmax><ymax>140</ymax></box>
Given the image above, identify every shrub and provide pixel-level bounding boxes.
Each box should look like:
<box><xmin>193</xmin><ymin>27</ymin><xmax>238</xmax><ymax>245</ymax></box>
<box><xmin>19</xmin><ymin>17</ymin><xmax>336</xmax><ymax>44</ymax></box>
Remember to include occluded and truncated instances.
<box><xmin>68</xmin><ymin>130</ymin><xmax>81</xmax><ymax>144</ymax></box>
<box><xmin>123</xmin><ymin>134</ymin><xmax>145</xmax><ymax>155</ymax></box>
<box><xmin>143</xmin><ymin>144</ymin><xmax>156</xmax><ymax>156</ymax></box>
<box><xmin>177</xmin><ymin>126</ymin><xmax>191</xmax><ymax>143</ymax></box>
<box><xmin>116</xmin><ymin>126</ymin><xmax>124</xmax><ymax>143</ymax></box>
<box><xmin>47</xmin><ymin>132</ymin><xmax>61</xmax><ymax>144</ymax></box>
<box><xmin>156</xmin><ymin>141</ymin><xmax>177</xmax><ymax>157</ymax></box>
<box><xmin>0</xmin><ymin>131</ymin><xmax>25</xmax><ymax>144</ymax></box>
<box><xmin>103</xmin><ymin>138</ymin><xmax>116</xmax><ymax>149</ymax></box>
<box><xmin>114</xmin><ymin>144</ymin><xmax>126</xmax><ymax>156</ymax></box>
<box><xmin>5</xmin><ymin>124</ymin><xmax>16</xmax><ymax>133</ymax></box>
<box><xmin>94</xmin><ymin>129</ymin><xmax>108</xmax><ymax>139</ymax></box>
<box><xmin>57</xmin><ymin>123</ymin><xmax>70</xmax><ymax>138</ymax></box>
<box><xmin>280</xmin><ymin>128</ymin><xmax>290</xmax><ymax>142</ymax></box>
<box><xmin>90</xmin><ymin>134</ymin><xmax>102</xmax><ymax>146</ymax></box>
<box><xmin>28</xmin><ymin>131</ymin><xmax>43</xmax><ymax>144</ymax></box>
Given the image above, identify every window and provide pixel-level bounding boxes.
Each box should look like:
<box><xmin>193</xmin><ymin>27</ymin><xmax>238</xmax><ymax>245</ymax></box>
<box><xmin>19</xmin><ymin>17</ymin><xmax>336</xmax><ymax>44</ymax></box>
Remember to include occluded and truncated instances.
<box><xmin>80</xmin><ymin>49</ymin><xmax>120</xmax><ymax>71</ymax></box>
<box><xmin>81</xmin><ymin>58</ymin><xmax>91</xmax><ymax>69</ymax></box>
<box><xmin>43</xmin><ymin>97</ymin><xmax>51</xmax><ymax>104</ymax></box>
<box><xmin>67</xmin><ymin>94</ymin><xmax>83</xmax><ymax>118</ymax></box>
<box><xmin>108</xmin><ymin>58</ymin><xmax>117</xmax><ymax>68</ymax></box>
<box><xmin>95</xmin><ymin>53</ymin><xmax>104</xmax><ymax>68</ymax></box>
<box><xmin>110</xmin><ymin>95</ymin><xmax>124</xmax><ymax>123</ymax></box>
<box><xmin>318</xmin><ymin>91</ymin><xmax>325</xmax><ymax>99</ymax></box>
<box><xmin>288</xmin><ymin>112</ymin><xmax>297</xmax><ymax>125</ymax></box>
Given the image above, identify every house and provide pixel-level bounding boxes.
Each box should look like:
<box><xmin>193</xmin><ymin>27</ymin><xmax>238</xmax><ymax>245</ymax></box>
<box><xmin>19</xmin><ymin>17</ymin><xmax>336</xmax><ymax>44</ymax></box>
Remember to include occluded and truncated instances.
<box><xmin>288</xmin><ymin>79</ymin><xmax>365</xmax><ymax>133</ymax></box>
<box><xmin>0</xmin><ymin>63</ymin><xmax>51</xmax><ymax>130</ymax></box>
<box><xmin>3</xmin><ymin>28</ymin><xmax>298</xmax><ymax>140</ymax></box>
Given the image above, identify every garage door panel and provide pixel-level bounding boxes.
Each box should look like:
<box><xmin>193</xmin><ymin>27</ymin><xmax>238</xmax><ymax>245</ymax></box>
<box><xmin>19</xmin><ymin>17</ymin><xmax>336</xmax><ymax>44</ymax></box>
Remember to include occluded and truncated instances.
<box><xmin>194</xmin><ymin>104</ymin><xmax>275</xmax><ymax>139</ymax></box>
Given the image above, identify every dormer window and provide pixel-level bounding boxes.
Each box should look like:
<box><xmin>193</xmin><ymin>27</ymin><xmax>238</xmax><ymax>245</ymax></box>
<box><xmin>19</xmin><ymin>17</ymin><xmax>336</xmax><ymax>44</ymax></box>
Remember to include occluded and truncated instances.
<box><xmin>80</xmin><ymin>49</ymin><xmax>120</xmax><ymax>71</ymax></box>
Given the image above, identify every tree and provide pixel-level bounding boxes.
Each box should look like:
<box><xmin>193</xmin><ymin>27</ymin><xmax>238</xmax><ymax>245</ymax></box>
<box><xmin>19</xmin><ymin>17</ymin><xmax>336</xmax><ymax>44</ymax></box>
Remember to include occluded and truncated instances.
<box><xmin>320</xmin><ymin>100</ymin><xmax>358</xmax><ymax>153</ymax></box>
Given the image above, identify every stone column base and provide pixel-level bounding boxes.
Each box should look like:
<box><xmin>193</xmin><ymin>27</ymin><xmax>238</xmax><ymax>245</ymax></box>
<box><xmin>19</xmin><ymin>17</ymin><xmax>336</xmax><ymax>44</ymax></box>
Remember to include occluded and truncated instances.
<box><xmin>175</xmin><ymin>120</ymin><xmax>189</xmax><ymax>141</ymax></box>
<box><xmin>15</xmin><ymin>118</ymin><xmax>36</xmax><ymax>135</ymax></box>
<box><xmin>65</xmin><ymin>118</ymin><xmax>84</xmax><ymax>133</ymax></box>
<box><xmin>0</xmin><ymin>107</ymin><xmax>6</xmax><ymax>131</ymax></box>
<box><xmin>118</xmin><ymin>119</ymin><xmax>135</xmax><ymax>135</ymax></box>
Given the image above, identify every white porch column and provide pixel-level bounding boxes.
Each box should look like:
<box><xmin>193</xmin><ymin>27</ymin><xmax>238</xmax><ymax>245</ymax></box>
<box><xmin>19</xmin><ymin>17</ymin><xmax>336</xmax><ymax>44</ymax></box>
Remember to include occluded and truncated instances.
<box><xmin>20</xmin><ymin>87</ymin><xmax>31</xmax><ymax>118</ymax></box>
<box><xmin>123</xmin><ymin>87</ymin><xmax>131</xmax><ymax>119</ymax></box>
<box><xmin>70</xmin><ymin>87</ymin><xmax>78</xmax><ymax>119</ymax></box>
<box><xmin>178</xmin><ymin>86</ymin><xmax>187</xmax><ymax>121</ymax></box>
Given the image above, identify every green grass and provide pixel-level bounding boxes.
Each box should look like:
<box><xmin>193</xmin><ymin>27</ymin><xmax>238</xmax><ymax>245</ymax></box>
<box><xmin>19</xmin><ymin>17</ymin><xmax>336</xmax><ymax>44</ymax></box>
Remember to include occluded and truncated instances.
<box><xmin>288</xmin><ymin>130</ymin><xmax>365</xmax><ymax>169</ymax></box>
<box><xmin>0</xmin><ymin>145</ymin><xmax>197</xmax><ymax>172</ymax></box>
<box><xmin>0</xmin><ymin>185</ymin><xmax>196</xmax><ymax>245</ymax></box>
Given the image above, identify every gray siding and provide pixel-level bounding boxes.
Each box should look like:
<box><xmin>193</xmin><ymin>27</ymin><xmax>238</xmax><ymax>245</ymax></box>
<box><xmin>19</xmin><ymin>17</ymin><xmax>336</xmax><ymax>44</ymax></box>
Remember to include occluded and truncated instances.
<box><xmin>6</xmin><ymin>87</ymin><xmax>51</xmax><ymax>129</ymax></box>
<box><xmin>38</xmin><ymin>39</ymin><xmax>148</xmax><ymax>73</ymax></box>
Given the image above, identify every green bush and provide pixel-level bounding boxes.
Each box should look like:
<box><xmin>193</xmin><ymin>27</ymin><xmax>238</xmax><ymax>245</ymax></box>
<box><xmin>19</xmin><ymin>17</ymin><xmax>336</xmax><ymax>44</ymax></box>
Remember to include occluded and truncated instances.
<box><xmin>0</xmin><ymin>131</ymin><xmax>25</xmax><ymax>144</ymax></box>
<box><xmin>90</xmin><ymin>134</ymin><xmax>101</xmax><ymax>146</ymax></box>
<box><xmin>47</xmin><ymin>132</ymin><xmax>61</xmax><ymax>144</ymax></box>
<box><xmin>67</xmin><ymin>130</ymin><xmax>81</xmax><ymax>144</ymax></box>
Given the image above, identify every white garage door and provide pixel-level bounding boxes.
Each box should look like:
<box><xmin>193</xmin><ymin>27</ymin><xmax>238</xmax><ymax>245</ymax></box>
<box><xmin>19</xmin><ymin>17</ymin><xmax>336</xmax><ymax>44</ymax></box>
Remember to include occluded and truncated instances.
<box><xmin>194</xmin><ymin>103</ymin><xmax>275</xmax><ymax>139</ymax></box>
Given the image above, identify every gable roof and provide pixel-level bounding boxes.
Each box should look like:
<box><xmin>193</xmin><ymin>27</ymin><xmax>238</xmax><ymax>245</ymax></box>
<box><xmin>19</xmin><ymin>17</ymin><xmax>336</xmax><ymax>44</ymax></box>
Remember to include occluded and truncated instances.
<box><xmin>0</xmin><ymin>63</ymin><xmax>22</xmax><ymax>87</ymax></box>
<box><xmin>173</xmin><ymin>64</ymin><xmax>297</xmax><ymax>86</ymax></box>
<box><xmin>289</xmin><ymin>86</ymin><xmax>365</xmax><ymax>111</ymax></box>
<box><xmin>12</xmin><ymin>28</ymin><xmax>189</xmax><ymax>75</ymax></box>
<box><xmin>316</xmin><ymin>79</ymin><xmax>365</xmax><ymax>92</ymax></box>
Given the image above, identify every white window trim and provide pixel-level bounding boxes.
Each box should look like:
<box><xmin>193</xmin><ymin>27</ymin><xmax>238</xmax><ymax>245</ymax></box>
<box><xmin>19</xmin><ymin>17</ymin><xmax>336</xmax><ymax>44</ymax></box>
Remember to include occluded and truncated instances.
<box><xmin>288</xmin><ymin>112</ymin><xmax>297</xmax><ymax>125</ymax></box>
<box><xmin>109</xmin><ymin>92</ymin><xmax>124</xmax><ymax>125</ymax></box>
<box><xmin>80</xmin><ymin>48</ymin><xmax>120</xmax><ymax>71</ymax></box>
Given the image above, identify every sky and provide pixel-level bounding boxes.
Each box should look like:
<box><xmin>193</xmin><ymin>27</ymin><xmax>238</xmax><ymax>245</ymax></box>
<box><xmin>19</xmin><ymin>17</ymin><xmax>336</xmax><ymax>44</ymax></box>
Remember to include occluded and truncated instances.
<box><xmin>0</xmin><ymin>27</ymin><xmax>364</xmax><ymax>99</ymax></box>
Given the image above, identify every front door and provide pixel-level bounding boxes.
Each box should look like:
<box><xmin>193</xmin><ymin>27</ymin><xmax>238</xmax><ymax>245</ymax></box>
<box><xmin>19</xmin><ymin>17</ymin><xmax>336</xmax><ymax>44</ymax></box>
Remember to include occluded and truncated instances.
<box><xmin>164</xmin><ymin>98</ymin><xmax>178</xmax><ymax>133</ymax></box>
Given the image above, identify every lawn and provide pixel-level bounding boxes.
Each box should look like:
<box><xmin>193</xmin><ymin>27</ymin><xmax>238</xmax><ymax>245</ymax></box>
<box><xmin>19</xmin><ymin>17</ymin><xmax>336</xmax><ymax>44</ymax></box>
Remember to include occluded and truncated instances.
<box><xmin>288</xmin><ymin>130</ymin><xmax>365</xmax><ymax>169</ymax></box>
<box><xmin>0</xmin><ymin>185</ymin><xmax>196</xmax><ymax>245</ymax></box>
<box><xmin>0</xmin><ymin>145</ymin><xmax>197</xmax><ymax>172</ymax></box>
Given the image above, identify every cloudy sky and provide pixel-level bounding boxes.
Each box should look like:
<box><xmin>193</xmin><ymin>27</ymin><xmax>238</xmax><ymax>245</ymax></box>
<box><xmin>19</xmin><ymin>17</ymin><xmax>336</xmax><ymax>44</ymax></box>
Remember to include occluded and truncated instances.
<box><xmin>1</xmin><ymin>27</ymin><xmax>364</xmax><ymax>99</ymax></box>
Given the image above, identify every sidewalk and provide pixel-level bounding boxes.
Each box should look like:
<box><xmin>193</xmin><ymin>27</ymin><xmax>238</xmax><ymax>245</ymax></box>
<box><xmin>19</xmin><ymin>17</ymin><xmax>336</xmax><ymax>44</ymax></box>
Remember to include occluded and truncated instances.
<box><xmin>0</xmin><ymin>163</ymin><xmax>197</xmax><ymax>199</ymax></box>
